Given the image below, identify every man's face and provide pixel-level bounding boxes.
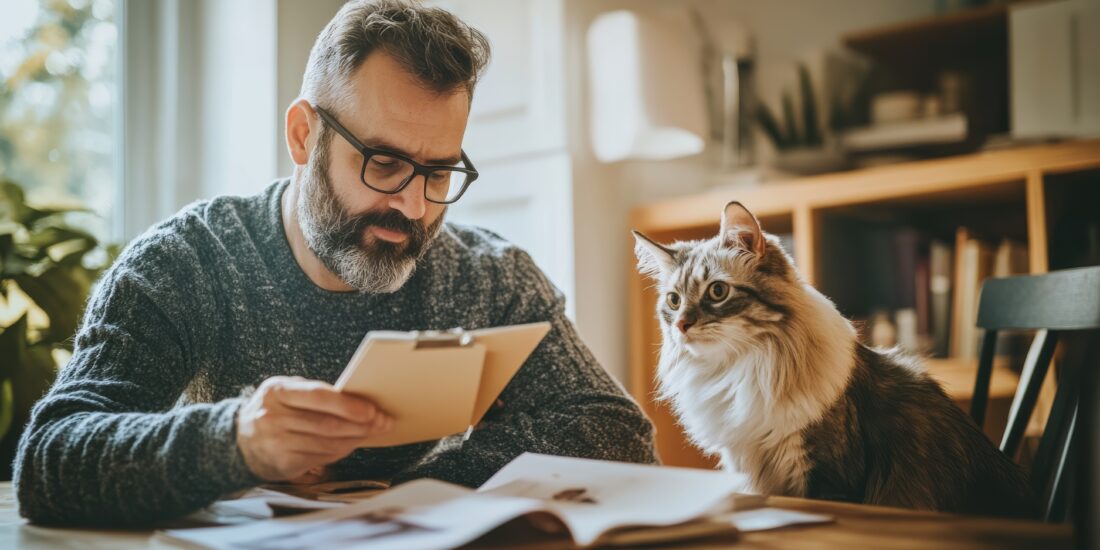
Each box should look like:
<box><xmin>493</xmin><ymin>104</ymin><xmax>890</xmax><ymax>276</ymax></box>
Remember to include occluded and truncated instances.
<box><xmin>297</xmin><ymin>51</ymin><xmax>471</xmax><ymax>293</ymax></box>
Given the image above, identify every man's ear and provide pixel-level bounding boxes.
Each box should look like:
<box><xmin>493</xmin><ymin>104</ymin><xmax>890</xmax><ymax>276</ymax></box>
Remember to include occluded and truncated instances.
<box><xmin>286</xmin><ymin>99</ymin><xmax>319</xmax><ymax>167</ymax></box>
<box><xmin>720</xmin><ymin>201</ymin><xmax>766</xmax><ymax>257</ymax></box>
<box><xmin>633</xmin><ymin>230</ymin><xmax>677</xmax><ymax>279</ymax></box>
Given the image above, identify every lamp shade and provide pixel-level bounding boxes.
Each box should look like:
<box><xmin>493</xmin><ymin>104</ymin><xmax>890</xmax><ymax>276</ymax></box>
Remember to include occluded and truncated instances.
<box><xmin>587</xmin><ymin>9</ymin><xmax>707</xmax><ymax>163</ymax></box>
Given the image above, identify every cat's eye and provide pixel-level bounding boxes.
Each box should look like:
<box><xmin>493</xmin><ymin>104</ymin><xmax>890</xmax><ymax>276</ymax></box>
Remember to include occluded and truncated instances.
<box><xmin>706</xmin><ymin>281</ymin><xmax>730</xmax><ymax>302</ymax></box>
<box><xmin>666</xmin><ymin>292</ymin><xmax>681</xmax><ymax>310</ymax></box>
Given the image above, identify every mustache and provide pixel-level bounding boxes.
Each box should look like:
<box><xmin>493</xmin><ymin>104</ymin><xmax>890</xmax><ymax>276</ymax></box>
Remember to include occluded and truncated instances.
<box><xmin>354</xmin><ymin>209</ymin><xmax>426</xmax><ymax>240</ymax></box>
<box><xmin>331</xmin><ymin>208</ymin><xmax>431</xmax><ymax>255</ymax></box>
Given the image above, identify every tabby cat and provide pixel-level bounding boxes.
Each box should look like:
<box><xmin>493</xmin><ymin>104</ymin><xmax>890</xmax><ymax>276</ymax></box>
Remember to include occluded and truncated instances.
<box><xmin>633</xmin><ymin>201</ymin><xmax>1034</xmax><ymax>517</ymax></box>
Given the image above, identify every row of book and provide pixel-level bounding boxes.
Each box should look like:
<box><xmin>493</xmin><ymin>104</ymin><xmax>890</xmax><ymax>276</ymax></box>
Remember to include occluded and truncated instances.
<box><xmin>822</xmin><ymin>221</ymin><xmax>1028</xmax><ymax>359</ymax></box>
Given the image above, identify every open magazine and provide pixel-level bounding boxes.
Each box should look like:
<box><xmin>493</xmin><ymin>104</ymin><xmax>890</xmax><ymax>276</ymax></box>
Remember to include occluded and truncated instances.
<box><xmin>160</xmin><ymin>453</ymin><xmax>761</xmax><ymax>549</ymax></box>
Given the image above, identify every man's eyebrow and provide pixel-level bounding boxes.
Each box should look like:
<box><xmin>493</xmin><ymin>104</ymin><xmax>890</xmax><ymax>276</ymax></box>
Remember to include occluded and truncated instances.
<box><xmin>363</xmin><ymin>138</ymin><xmax>462</xmax><ymax>166</ymax></box>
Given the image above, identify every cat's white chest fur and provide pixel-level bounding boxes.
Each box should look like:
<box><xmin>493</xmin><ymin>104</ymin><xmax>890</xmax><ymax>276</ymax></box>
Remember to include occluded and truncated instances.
<box><xmin>657</xmin><ymin>288</ymin><xmax>856</xmax><ymax>497</ymax></box>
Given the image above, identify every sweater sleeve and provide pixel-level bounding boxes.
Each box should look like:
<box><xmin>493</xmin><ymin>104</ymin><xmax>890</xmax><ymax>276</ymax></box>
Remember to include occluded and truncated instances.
<box><xmin>389</xmin><ymin>249</ymin><xmax>659</xmax><ymax>487</ymax></box>
<box><xmin>13</xmin><ymin>234</ymin><xmax>261</xmax><ymax>526</ymax></box>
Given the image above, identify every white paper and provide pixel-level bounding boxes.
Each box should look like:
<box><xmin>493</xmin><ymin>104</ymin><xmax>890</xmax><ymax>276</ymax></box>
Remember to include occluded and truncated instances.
<box><xmin>185</xmin><ymin>488</ymin><xmax>346</xmax><ymax>525</ymax></box>
<box><xmin>478</xmin><ymin>453</ymin><xmax>747</xmax><ymax>546</ymax></box>
<box><xmin>724</xmin><ymin>507</ymin><xmax>834</xmax><ymax>532</ymax></box>
<box><xmin>160</xmin><ymin>479</ymin><xmax>541</xmax><ymax>550</ymax></box>
<box><xmin>163</xmin><ymin>453</ymin><xmax>752</xmax><ymax>549</ymax></box>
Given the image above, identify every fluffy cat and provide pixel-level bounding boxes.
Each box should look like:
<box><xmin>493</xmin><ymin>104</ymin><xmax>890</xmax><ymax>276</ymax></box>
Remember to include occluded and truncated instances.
<box><xmin>633</xmin><ymin>201</ymin><xmax>1034</xmax><ymax>517</ymax></box>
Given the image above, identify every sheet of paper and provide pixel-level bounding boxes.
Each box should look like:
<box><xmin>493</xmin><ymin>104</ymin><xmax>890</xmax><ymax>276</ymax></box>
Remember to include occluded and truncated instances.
<box><xmin>478</xmin><ymin>453</ymin><xmax>745</xmax><ymax>546</ymax></box>
<box><xmin>467</xmin><ymin>322</ymin><xmax>551</xmax><ymax>421</ymax></box>
<box><xmin>160</xmin><ymin>479</ymin><xmax>543</xmax><ymax>550</ymax></box>
<box><xmin>724</xmin><ymin>507</ymin><xmax>834</xmax><ymax>532</ymax></box>
<box><xmin>185</xmin><ymin>488</ymin><xmax>346</xmax><ymax>525</ymax></box>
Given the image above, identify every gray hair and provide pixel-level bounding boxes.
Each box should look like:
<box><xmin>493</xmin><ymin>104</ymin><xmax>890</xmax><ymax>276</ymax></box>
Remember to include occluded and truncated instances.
<box><xmin>301</xmin><ymin>0</ymin><xmax>491</xmax><ymax>107</ymax></box>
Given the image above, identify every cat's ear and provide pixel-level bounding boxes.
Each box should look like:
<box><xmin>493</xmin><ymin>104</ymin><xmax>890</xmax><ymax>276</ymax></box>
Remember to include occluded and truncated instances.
<box><xmin>633</xmin><ymin>230</ymin><xmax>677</xmax><ymax>278</ymax></box>
<box><xmin>720</xmin><ymin>201</ymin><xmax>766</xmax><ymax>257</ymax></box>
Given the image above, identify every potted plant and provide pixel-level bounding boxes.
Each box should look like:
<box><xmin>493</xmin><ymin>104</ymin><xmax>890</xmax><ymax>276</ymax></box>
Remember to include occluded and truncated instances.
<box><xmin>756</xmin><ymin>64</ymin><xmax>851</xmax><ymax>175</ymax></box>
<box><xmin>0</xmin><ymin>180</ymin><xmax>119</xmax><ymax>480</ymax></box>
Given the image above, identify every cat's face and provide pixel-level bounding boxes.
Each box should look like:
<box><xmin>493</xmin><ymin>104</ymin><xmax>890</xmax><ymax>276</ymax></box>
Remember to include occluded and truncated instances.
<box><xmin>634</xmin><ymin>202</ymin><xmax>795</xmax><ymax>358</ymax></box>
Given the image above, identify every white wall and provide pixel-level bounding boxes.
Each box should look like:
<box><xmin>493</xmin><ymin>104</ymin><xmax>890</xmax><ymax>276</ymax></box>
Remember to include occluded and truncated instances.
<box><xmin>120</xmin><ymin>0</ymin><xmax>279</xmax><ymax>239</ymax></box>
<box><xmin>276</xmin><ymin>0</ymin><xmax>348</xmax><ymax>178</ymax></box>
<box><xmin>198</xmin><ymin>0</ymin><xmax>279</xmax><ymax>199</ymax></box>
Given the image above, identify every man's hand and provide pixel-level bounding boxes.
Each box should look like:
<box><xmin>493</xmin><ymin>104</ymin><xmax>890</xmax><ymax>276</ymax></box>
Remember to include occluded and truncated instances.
<box><xmin>236</xmin><ymin>376</ymin><xmax>393</xmax><ymax>481</ymax></box>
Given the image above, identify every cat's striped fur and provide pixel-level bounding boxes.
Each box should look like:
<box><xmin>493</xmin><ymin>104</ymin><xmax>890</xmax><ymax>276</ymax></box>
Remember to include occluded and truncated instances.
<box><xmin>633</xmin><ymin>201</ymin><xmax>1034</xmax><ymax>517</ymax></box>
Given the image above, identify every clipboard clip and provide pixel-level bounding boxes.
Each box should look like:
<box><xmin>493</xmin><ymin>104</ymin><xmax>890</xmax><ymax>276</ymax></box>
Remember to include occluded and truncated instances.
<box><xmin>412</xmin><ymin>328</ymin><xmax>475</xmax><ymax>349</ymax></box>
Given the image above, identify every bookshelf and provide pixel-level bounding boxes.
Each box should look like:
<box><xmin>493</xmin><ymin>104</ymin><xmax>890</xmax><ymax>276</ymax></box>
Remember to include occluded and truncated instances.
<box><xmin>627</xmin><ymin>139</ymin><xmax>1100</xmax><ymax>469</ymax></box>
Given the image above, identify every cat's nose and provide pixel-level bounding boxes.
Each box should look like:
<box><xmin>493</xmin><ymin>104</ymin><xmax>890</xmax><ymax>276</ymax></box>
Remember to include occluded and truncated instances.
<box><xmin>676</xmin><ymin>316</ymin><xmax>696</xmax><ymax>334</ymax></box>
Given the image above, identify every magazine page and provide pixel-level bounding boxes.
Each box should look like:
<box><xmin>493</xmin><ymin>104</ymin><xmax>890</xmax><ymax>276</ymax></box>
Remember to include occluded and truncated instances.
<box><xmin>160</xmin><ymin>479</ymin><xmax>542</xmax><ymax>550</ymax></box>
<box><xmin>478</xmin><ymin>453</ymin><xmax>747</xmax><ymax>547</ymax></box>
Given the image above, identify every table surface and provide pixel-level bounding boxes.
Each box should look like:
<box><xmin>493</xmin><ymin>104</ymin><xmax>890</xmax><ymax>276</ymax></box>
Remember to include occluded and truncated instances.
<box><xmin>0</xmin><ymin>481</ymin><xmax>1073</xmax><ymax>549</ymax></box>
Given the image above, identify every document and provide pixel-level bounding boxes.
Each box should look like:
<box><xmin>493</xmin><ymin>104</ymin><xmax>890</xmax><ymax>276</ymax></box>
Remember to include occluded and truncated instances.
<box><xmin>334</xmin><ymin>322</ymin><xmax>550</xmax><ymax>447</ymax></box>
<box><xmin>160</xmin><ymin>453</ymin><xmax>758</xmax><ymax>549</ymax></box>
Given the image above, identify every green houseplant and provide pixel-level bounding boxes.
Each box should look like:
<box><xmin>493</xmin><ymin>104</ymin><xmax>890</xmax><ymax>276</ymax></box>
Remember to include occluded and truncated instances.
<box><xmin>0</xmin><ymin>180</ymin><xmax>118</xmax><ymax>479</ymax></box>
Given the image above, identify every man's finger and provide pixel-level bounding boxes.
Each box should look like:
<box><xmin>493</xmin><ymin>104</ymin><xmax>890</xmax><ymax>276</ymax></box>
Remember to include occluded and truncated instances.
<box><xmin>279</xmin><ymin>407</ymin><xmax>393</xmax><ymax>438</ymax></box>
<box><xmin>272</xmin><ymin>379</ymin><xmax>380</xmax><ymax>422</ymax></box>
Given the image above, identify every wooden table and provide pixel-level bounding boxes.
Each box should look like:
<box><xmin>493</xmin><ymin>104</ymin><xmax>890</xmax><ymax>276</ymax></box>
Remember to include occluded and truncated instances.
<box><xmin>0</xmin><ymin>482</ymin><xmax>1072</xmax><ymax>549</ymax></box>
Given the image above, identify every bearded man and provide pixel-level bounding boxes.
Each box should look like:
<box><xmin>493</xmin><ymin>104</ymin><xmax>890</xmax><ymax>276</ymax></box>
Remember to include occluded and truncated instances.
<box><xmin>14</xmin><ymin>0</ymin><xmax>656</xmax><ymax>526</ymax></box>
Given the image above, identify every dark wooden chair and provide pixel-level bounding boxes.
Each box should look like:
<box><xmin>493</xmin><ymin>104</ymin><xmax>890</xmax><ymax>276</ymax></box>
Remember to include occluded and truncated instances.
<box><xmin>970</xmin><ymin>265</ymin><xmax>1100</xmax><ymax>522</ymax></box>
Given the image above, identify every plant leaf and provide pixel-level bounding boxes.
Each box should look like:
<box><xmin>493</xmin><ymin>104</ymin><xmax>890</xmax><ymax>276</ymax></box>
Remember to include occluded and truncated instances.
<box><xmin>13</xmin><ymin>266</ymin><xmax>92</xmax><ymax>347</ymax></box>
<box><xmin>798</xmin><ymin>64</ymin><xmax>822</xmax><ymax>147</ymax></box>
<box><xmin>0</xmin><ymin>314</ymin><xmax>29</xmax><ymax>381</ymax></box>
<box><xmin>755</xmin><ymin>103</ymin><xmax>788</xmax><ymax>151</ymax></box>
<box><xmin>0</xmin><ymin>379</ymin><xmax>13</xmax><ymax>442</ymax></box>
<box><xmin>782</xmin><ymin>92</ymin><xmax>800</xmax><ymax>146</ymax></box>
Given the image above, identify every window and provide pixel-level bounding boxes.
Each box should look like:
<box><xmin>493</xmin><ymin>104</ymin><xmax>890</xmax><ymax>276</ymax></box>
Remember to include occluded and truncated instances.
<box><xmin>0</xmin><ymin>0</ymin><xmax>118</xmax><ymax>239</ymax></box>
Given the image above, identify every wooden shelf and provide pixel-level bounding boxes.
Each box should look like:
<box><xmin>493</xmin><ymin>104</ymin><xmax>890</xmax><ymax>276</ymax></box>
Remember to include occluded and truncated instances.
<box><xmin>631</xmin><ymin>139</ymin><xmax>1100</xmax><ymax>235</ymax></box>
<box><xmin>843</xmin><ymin>4</ymin><xmax>1007</xmax><ymax>63</ymax></box>
<box><xmin>627</xmin><ymin>139</ymin><xmax>1100</xmax><ymax>468</ymax></box>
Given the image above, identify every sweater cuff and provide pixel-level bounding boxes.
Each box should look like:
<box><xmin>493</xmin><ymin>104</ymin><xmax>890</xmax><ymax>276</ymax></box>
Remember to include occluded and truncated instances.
<box><xmin>198</xmin><ymin>397</ymin><xmax>264</xmax><ymax>494</ymax></box>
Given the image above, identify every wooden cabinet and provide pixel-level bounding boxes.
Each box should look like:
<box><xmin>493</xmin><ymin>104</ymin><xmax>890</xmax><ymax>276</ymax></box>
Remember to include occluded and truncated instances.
<box><xmin>627</xmin><ymin>139</ymin><xmax>1100</xmax><ymax>469</ymax></box>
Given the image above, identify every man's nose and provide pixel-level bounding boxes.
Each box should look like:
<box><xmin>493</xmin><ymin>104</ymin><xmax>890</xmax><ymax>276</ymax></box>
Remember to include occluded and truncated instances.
<box><xmin>676</xmin><ymin>315</ymin><xmax>696</xmax><ymax>334</ymax></box>
<box><xmin>388</xmin><ymin>175</ymin><xmax>428</xmax><ymax>220</ymax></box>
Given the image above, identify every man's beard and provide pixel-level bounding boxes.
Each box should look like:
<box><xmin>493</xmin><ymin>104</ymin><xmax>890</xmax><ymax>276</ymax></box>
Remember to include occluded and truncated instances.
<box><xmin>296</xmin><ymin>131</ymin><xmax>445</xmax><ymax>294</ymax></box>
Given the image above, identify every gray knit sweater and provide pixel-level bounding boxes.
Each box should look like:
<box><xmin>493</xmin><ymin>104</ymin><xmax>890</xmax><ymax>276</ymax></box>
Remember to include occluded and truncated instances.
<box><xmin>13</xmin><ymin>180</ymin><xmax>657</xmax><ymax>526</ymax></box>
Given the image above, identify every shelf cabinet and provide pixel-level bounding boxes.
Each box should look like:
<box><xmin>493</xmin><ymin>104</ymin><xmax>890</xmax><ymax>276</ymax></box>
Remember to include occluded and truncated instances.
<box><xmin>628</xmin><ymin>139</ymin><xmax>1100</xmax><ymax>469</ymax></box>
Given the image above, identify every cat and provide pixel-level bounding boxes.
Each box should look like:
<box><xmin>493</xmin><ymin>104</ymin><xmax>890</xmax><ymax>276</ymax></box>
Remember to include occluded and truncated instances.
<box><xmin>633</xmin><ymin>200</ymin><xmax>1035</xmax><ymax>517</ymax></box>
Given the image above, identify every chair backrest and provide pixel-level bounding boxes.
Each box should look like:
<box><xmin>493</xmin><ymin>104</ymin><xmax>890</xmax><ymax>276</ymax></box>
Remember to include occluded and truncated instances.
<box><xmin>970</xmin><ymin>265</ymin><xmax>1100</xmax><ymax>523</ymax></box>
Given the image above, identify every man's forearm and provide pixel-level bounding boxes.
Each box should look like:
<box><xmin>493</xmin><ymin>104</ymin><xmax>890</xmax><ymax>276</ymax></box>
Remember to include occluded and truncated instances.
<box><xmin>14</xmin><ymin>396</ymin><xmax>260</xmax><ymax>526</ymax></box>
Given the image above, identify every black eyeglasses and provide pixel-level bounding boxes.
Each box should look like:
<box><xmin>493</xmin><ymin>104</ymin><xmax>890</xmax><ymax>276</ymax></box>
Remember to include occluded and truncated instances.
<box><xmin>314</xmin><ymin>106</ymin><xmax>479</xmax><ymax>204</ymax></box>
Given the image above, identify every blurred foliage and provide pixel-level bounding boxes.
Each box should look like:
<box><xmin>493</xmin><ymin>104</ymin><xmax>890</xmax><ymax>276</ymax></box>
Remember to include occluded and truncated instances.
<box><xmin>0</xmin><ymin>179</ymin><xmax>119</xmax><ymax>446</ymax></box>
<box><xmin>0</xmin><ymin>1</ymin><xmax>118</xmax><ymax>478</ymax></box>
<box><xmin>1</xmin><ymin>0</ymin><xmax>117</xmax><ymax>238</ymax></box>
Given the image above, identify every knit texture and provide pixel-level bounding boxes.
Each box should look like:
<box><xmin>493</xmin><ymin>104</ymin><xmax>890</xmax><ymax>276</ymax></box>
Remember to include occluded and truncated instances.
<box><xmin>13</xmin><ymin>180</ymin><xmax>658</xmax><ymax>525</ymax></box>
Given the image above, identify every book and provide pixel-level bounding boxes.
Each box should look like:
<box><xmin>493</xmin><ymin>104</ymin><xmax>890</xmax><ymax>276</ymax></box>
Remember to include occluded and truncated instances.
<box><xmin>929</xmin><ymin>239</ymin><xmax>953</xmax><ymax>358</ymax></box>
<box><xmin>159</xmin><ymin>453</ymin><xmax>808</xmax><ymax>549</ymax></box>
<box><xmin>334</xmin><ymin>322</ymin><xmax>551</xmax><ymax>447</ymax></box>
<box><xmin>950</xmin><ymin>229</ymin><xmax>993</xmax><ymax>360</ymax></box>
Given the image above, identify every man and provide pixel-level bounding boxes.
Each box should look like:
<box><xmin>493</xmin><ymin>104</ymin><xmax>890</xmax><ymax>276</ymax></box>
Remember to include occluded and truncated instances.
<box><xmin>14</xmin><ymin>0</ymin><xmax>657</xmax><ymax>525</ymax></box>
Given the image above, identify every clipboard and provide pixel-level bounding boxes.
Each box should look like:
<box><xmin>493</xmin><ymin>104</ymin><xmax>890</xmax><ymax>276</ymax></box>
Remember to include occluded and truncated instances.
<box><xmin>334</xmin><ymin>322</ymin><xmax>551</xmax><ymax>447</ymax></box>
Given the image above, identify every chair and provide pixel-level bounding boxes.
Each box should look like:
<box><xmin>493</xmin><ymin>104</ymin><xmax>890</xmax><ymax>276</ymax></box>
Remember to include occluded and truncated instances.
<box><xmin>969</xmin><ymin>265</ymin><xmax>1100</xmax><ymax>522</ymax></box>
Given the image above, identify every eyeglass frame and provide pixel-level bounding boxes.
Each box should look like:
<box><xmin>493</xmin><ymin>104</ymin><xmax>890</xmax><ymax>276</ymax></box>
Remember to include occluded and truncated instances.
<box><xmin>313</xmin><ymin>105</ymin><xmax>479</xmax><ymax>204</ymax></box>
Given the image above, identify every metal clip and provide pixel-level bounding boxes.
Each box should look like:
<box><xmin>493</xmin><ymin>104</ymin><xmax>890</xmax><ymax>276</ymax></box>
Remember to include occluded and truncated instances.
<box><xmin>412</xmin><ymin>327</ymin><xmax>474</xmax><ymax>349</ymax></box>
